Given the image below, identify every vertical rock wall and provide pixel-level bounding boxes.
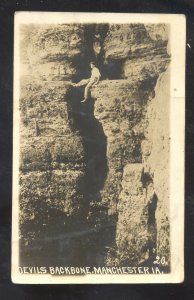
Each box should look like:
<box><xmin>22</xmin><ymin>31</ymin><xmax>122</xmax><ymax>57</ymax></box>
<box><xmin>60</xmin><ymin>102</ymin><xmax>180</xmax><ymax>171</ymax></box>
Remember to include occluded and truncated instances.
<box><xmin>19</xmin><ymin>25</ymin><xmax>89</xmax><ymax>266</ymax></box>
<box><xmin>92</xmin><ymin>24</ymin><xmax>170</xmax><ymax>267</ymax></box>
<box><xmin>142</xmin><ymin>67</ymin><xmax>170</xmax><ymax>263</ymax></box>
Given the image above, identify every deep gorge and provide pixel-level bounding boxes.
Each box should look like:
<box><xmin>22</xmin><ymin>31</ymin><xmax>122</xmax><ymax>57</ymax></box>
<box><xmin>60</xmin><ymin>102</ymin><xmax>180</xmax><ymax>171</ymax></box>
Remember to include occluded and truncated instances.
<box><xmin>19</xmin><ymin>23</ymin><xmax>170</xmax><ymax>270</ymax></box>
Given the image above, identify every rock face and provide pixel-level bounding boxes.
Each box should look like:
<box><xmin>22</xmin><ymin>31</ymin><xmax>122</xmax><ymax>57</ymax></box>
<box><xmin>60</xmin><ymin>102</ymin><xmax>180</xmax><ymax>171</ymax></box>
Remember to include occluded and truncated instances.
<box><xmin>142</xmin><ymin>67</ymin><xmax>170</xmax><ymax>262</ymax></box>
<box><xmin>91</xmin><ymin>69</ymin><xmax>170</xmax><ymax>267</ymax></box>
<box><xmin>19</xmin><ymin>23</ymin><xmax>170</xmax><ymax>269</ymax></box>
<box><xmin>20</xmin><ymin>24</ymin><xmax>86</xmax><ymax>80</ymax></box>
<box><xmin>19</xmin><ymin>79</ymin><xmax>89</xmax><ymax>266</ymax></box>
<box><xmin>103</xmin><ymin>24</ymin><xmax>169</xmax><ymax>80</ymax></box>
<box><xmin>109</xmin><ymin>69</ymin><xmax>170</xmax><ymax>267</ymax></box>
<box><xmin>92</xmin><ymin>78</ymin><xmax>156</xmax><ymax>216</ymax></box>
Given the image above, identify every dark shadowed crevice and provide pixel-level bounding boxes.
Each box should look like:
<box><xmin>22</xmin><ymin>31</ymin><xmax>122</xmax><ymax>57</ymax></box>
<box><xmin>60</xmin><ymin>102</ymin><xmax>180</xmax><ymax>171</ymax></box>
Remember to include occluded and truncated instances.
<box><xmin>141</xmin><ymin>171</ymin><xmax>153</xmax><ymax>188</ymax></box>
<box><xmin>148</xmin><ymin>192</ymin><xmax>158</xmax><ymax>259</ymax></box>
<box><xmin>66</xmin><ymin>85</ymin><xmax>115</xmax><ymax>266</ymax></box>
<box><xmin>104</xmin><ymin>59</ymin><xmax>124</xmax><ymax>79</ymax></box>
<box><xmin>72</xmin><ymin>23</ymin><xmax>110</xmax><ymax>82</ymax></box>
<box><xmin>68</xmin><ymin>87</ymin><xmax>108</xmax><ymax>201</ymax></box>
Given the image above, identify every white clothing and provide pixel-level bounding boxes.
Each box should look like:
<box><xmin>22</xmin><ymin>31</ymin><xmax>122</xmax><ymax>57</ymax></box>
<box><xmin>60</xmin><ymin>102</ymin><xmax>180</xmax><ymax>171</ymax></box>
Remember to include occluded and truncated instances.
<box><xmin>91</xmin><ymin>67</ymin><xmax>101</xmax><ymax>80</ymax></box>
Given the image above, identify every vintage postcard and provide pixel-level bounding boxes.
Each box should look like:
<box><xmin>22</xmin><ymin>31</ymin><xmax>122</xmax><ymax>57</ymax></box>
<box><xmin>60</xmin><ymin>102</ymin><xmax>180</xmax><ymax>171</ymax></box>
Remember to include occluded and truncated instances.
<box><xmin>12</xmin><ymin>12</ymin><xmax>185</xmax><ymax>284</ymax></box>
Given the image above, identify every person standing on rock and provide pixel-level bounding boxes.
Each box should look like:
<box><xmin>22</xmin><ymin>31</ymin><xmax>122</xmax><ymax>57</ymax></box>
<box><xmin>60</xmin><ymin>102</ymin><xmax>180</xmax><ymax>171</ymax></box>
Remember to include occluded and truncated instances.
<box><xmin>71</xmin><ymin>62</ymin><xmax>101</xmax><ymax>103</ymax></box>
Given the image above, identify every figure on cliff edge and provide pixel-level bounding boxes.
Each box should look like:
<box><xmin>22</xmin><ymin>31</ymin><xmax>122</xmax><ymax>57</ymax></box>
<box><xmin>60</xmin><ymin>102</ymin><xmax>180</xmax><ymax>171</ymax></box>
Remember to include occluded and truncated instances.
<box><xmin>70</xmin><ymin>61</ymin><xmax>101</xmax><ymax>103</ymax></box>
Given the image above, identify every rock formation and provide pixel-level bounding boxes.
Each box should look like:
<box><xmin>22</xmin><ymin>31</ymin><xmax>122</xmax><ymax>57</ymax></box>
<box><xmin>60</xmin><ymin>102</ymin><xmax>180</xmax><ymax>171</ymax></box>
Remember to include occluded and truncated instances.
<box><xmin>19</xmin><ymin>23</ymin><xmax>170</xmax><ymax>270</ymax></box>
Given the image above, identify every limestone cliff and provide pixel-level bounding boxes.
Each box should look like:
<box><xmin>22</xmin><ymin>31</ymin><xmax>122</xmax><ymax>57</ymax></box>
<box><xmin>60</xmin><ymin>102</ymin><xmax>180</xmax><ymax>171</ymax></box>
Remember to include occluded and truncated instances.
<box><xmin>19</xmin><ymin>23</ymin><xmax>170</xmax><ymax>269</ymax></box>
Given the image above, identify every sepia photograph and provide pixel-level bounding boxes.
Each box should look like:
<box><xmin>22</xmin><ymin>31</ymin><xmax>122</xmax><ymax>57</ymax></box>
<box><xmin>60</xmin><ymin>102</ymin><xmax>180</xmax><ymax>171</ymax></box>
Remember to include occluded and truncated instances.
<box><xmin>12</xmin><ymin>12</ymin><xmax>185</xmax><ymax>284</ymax></box>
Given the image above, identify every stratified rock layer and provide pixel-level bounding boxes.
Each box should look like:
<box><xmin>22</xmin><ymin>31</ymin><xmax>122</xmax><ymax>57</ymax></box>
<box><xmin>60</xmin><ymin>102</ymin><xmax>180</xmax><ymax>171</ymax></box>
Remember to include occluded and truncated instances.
<box><xmin>103</xmin><ymin>24</ymin><xmax>169</xmax><ymax>80</ymax></box>
<box><xmin>91</xmin><ymin>78</ymin><xmax>156</xmax><ymax>215</ymax></box>
<box><xmin>19</xmin><ymin>78</ymin><xmax>88</xmax><ymax>266</ymax></box>
<box><xmin>91</xmin><ymin>67</ymin><xmax>170</xmax><ymax>267</ymax></box>
<box><xmin>20</xmin><ymin>24</ymin><xmax>86</xmax><ymax>80</ymax></box>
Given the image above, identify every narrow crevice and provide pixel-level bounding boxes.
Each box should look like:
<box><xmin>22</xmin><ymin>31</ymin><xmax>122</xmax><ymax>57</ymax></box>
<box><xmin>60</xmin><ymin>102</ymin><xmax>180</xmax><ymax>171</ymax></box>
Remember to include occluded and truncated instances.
<box><xmin>68</xmin><ymin>87</ymin><xmax>108</xmax><ymax>196</ymax></box>
<box><xmin>148</xmin><ymin>192</ymin><xmax>158</xmax><ymax>258</ymax></box>
<box><xmin>66</xmin><ymin>85</ymin><xmax>115</xmax><ymax>266</ymax></box>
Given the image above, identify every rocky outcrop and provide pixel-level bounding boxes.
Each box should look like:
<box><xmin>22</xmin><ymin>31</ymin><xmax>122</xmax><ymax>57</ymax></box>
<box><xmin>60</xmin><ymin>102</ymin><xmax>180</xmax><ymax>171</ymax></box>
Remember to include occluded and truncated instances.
<box><xmin>90</xmin><ymin>24</ymin><xmax>170</xmax><ymax>267</ymax></box>
<box><xmin>142</xmin><ymin>67</ymin><xmax>170</xmax><ymax>262</ymax></box>
<box><xmin>91</xmin><ymin>68</ymin><xmax>169</xmax><ymax>267</ymax></box>
<box><xmin>19</xmin><ymin>23</ymin><xmax>170</xmax><ymax>269</ymax></box>
<box><xmin>20</xmin><ymin>24</ymin><xmax>86</xmax><ymax>80</ymax></box>
<box><xmin>112</xmin><ymin>69</ymin><xmax>170</xmax><ymax>267</ymax></box>
<box><xmin>103</xmin><ymin>24</ymin><xmax>169</xmax><ymax>80</ymax></box>
<box><xmin>91</xmin><ymin>78</ymin><xmax>156</xmax><ymax>215</ymax></box>
<box><xmin>19</xmin><ymin>78</ymin><xmax>90</xmax><ymax>266</ymax></box>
